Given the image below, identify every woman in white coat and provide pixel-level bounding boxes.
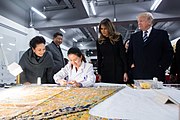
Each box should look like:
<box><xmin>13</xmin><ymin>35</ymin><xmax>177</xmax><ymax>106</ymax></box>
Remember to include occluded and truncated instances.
<box><xmin>53</xmin><ymin>47</ymin><xmax>96</xmax><ymax>87</ymax></box>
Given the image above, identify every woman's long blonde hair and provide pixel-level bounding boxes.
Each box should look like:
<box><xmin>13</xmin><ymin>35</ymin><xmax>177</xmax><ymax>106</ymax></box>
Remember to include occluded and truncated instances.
<box><xmin>98</xmin><ymin>18</ymin><xmax>120</xmax><ymax>44</ymax></box>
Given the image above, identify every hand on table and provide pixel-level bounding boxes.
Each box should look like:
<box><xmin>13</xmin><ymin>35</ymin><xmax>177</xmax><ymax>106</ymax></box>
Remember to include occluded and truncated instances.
<box><xmin>57</xmin><ymin>79</ymin><xmax>67</xmax><ymax>86</ymax></box>
<box><xmin>23</xmin><ymin>82</ymin><xmax>31</xmax><ymax>85</ymax></box>
<box><xmin>68</xmin><ymin>81</ymin><xmax>82</xmax><ymax>87</ymax></box>
<box><xmin>123</xmin><ymin>73</ymin><xmax>128</xmax><ymax>82</ymax></box>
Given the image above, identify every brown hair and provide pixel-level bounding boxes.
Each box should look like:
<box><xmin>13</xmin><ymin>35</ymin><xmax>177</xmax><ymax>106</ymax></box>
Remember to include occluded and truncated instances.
<box><xmin>98</xmin><ymin>18</ymin><xmax>120</xmax><ymax>44</ymax></box>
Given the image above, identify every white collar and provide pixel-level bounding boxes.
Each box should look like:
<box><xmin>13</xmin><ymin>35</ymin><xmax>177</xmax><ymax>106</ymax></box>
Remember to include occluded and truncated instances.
<box><xmin>78</xmin><ymin>61</ymin><xmax>85</xmax><ymax>70</ymax></box>
<box><xmin>71</xmin><ymin>61</ymin><xmax>85</xmax><ymax>71</ymax></box>
<box><xmin>143</xmin><ymin>27</ymin><xmax>152</xmax><ymax>36</ymax></box>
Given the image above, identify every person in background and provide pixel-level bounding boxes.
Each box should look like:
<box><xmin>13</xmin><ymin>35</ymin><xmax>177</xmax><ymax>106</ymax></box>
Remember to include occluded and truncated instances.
<box><xmin>96</xmin><ymin>18</ymin><xmax>128</xmax><ymax>84</ymax></box>
<box><xmin>46</xmin><ymin>32</ymin><xmax>65</xmax><ymax>83</ymax></box>
<box><xmin>170</xmin><ymin>39</ymin><xmax>180</xmax><ymax>83</ymax></box>
<box><xmin>124</xmin><ymin>39</ymin><xmax>133</xmax><ymax>84</ymax></box>
<box><xmin>64</xmin><ymin>58</ymin><xmax>69</xmax><ymax>65</ymax></box>
<box><xmin>128</xmin><ymin>12</ymin><xmax>173</xmax><ymax>82</ymax></box>
<box><xmin>19</xmin><ymin>36</ymin><xmax>54</xmax><ymax>84</ymax></box>
<box><xmin>53</xmin><ymin>47</ymin><xmax>96</xmax><ymax>87</ymax></box>
<box><xmin>124</xmin><ymin>39</ymin><xmax>130</xmax><ymax>53</ymax></box>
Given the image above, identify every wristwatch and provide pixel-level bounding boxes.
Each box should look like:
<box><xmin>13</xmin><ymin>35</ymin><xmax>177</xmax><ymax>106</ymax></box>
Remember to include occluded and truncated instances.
<box><xmin>79</xmin><ymin>83</ymin><xmax>83</xmax><ymax>87</ymax></box>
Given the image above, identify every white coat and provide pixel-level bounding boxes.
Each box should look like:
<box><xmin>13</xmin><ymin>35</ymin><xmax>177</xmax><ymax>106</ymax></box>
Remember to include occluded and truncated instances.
<box><xmin>53</xmin><ymin>61</ymin><xmax>96</xmax><ymax>87</ymax></box>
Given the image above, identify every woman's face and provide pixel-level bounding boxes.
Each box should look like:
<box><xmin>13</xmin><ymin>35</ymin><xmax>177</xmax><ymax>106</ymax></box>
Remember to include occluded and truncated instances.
<box><xmin>32</xmin><ymin>43</ymin><xmax>46</xmax><ymax>57</ymax></box>
<box><xmin>100</xmin><ymin>25</ymin><xmax>109</xmax><ymax>37</ymax></box>
<box><xmin>125</xmin><ymin>40</ymin><xmax>129</xmax><ymax>50</ymax></box>
<box><xmin>68</xmin><ymin>54</ymin><xmax>82</xmax><ymax>68</ymax></box>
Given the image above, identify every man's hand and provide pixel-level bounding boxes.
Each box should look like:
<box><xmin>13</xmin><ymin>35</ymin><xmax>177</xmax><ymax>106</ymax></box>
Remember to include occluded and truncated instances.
<box><xmin>123</xmin><ymin>73</ymin><xmax>128</xmax><ymax>82</ymax></box>
<box><xmin>131</xmin><ymin>64</ymin><xmax>135</xmax><ymax>68</ymax></box>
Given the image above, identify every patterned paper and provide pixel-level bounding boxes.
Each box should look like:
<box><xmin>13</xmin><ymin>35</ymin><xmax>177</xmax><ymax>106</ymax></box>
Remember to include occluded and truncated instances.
<box><xmin>0</xmin><ymin>85</ymin><xmax>124</xmax><ymax>119</ymax></box>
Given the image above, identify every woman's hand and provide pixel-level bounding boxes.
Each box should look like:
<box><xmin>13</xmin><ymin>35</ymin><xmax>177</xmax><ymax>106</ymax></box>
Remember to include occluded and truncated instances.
<box><xmin>68</xmin><ymin>81</ymin><xmax>82</xmax><ymax>87</ymax></box>
<box><xmin>57</xmin><ymin>79</ymin><xmax>67</xmax><ymax>86</ymax></box>
<box><xmin>123</xmin><ymin>73</ymin><xmax>128</xmax><ymax>82</ymax></box>
<box><xmin>23</xmin><ymin>82</ymin><xmax>31</xmax><ymax>85</ymax></box>
<box><xmin>96</xmin><ymin>74</ymin><xmax>101</xmax><ymax>82</ymax></box>
<box><xmin>131</xmin><ymin>64</ymin><xmax>135</xmax><ymax>68</ymax></box>
<box><xmin>170</xmin><ymin>74</ymin><xmax>177</xmax><ymax>83</ymax></box>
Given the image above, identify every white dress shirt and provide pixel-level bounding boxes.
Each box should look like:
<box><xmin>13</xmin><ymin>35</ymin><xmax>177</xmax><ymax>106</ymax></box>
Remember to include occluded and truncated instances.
<box><xmin>53</xmin><ymin>61</ymin><xmax>96</xmax><ymax>87</ymax></box>
<box><xmin>143</xmin><ymin>27</ymin><xmax>152</xmax><ymax>37</ymax></box>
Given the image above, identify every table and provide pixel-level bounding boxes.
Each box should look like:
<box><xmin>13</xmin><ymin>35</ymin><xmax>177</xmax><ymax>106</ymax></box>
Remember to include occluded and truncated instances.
<box><xmin>90</xmin><ymin>83</ymin><xmax>180</xmax><ymax>120</ymax></box>
<box><xmin>0</xmin><ymin>84</ymin><xmax>123</xmax><ymax>119</ymax></box>
<box><xmin>1</xmin><ymin>83</ymin><xmax>179</xmax><ymax>120</ymax></box>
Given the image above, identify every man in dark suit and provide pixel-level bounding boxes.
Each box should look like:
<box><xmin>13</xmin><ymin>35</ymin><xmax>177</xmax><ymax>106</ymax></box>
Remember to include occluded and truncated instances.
<box><xmin>128</xmin><ymin>12</ymin><xmax>173</xmax><ymax>82</ymax></box>
<box><xmin>170</xmin><ymin>39</ymin><xmax>180</xmax><ymax>83</ymax></box>
<box><xmin>46</xmin><ymin>32</ymin><xmax>65</xmax><ymax>83</ymax></box>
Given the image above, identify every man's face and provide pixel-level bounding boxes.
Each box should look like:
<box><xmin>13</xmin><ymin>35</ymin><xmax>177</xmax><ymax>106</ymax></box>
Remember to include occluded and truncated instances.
<box><xmin>53</xmin><ymin>35</ymin><xmax>63</xmax><ymax>46</ymax></box>
<box><xmin>137</xmin><ymin>16</ymin><xmax>151</xmax><ymax>31</ymax></box>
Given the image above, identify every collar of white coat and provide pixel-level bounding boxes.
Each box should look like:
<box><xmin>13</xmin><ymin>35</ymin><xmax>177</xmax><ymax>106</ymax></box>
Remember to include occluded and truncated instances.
<box><xmin>72</xmin><ymin>61</ymin><xmax>85</xmax><ymax>71</ymax></box>
<box><xmin>143</xmin><ymin>27</ymin><xmax>152</xmax><ymax>37</ymax></box>
<box><xmin>78</xmin><ymin>61</ymin><xmax>85</xmax><ymax>71</ymax></box>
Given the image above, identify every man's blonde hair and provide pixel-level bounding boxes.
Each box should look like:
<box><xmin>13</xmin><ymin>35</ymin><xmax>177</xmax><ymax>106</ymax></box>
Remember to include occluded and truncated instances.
<box><xmin>137</xmin><ymin>12</ymin><xmax>154</xmax><ymax>24</ymax></box>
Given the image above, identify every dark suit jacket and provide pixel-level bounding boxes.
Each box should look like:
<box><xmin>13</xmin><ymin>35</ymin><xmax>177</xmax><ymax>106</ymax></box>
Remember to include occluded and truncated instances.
<box><xmin>46</xmin><ymin>42</ymin><xmax>65</xmax><ymax>79</ymax></box>
<box><xmin>128</xmin><ymin>28</ymin><xmax>173</xmax><ymax>82</ymax></box>
<box><xmin>170</xmin><ymin>39</ymin><xmax>180</xmax><ymax>82</ymax></box>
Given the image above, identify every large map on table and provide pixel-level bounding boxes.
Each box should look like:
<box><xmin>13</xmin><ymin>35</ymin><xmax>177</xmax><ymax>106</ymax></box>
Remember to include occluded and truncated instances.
<box><xmin>0</xmin><ymin>85</ymin><xmax>124</xmax><ymax>119</ymax></box>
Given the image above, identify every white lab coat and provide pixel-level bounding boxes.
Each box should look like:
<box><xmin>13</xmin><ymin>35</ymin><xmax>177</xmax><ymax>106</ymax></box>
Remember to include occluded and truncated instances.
<box><xmin>53</xmin><ymin>61</ymin><xmax>96</xmax><ymax>87</ymax></box>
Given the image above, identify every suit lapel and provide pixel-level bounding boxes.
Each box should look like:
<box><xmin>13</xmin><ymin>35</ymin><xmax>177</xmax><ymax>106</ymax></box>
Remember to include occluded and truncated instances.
<box><xmin>136</xmin><ymin>31</ymin><xmax>144</xmax><ymax>47</ymax></box>
<box><xmin>144</xmin><ymin>28</ymin><xmax>156</xmax><ymax>47</ymax></box>
<box><xmin>139</xmin><ymin>31</ymin><xmax>144</xmax><ymax>42</ymax></box>
<box><xmin>51</xmin><ymin>42</ymin><xmax>61</xmax><ymax>54</ymax></box>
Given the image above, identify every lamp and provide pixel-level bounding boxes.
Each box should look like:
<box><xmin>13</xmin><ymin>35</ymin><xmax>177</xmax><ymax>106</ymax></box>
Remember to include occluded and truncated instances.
<box><xmin>90</xmin><ymin>1</ymin><xmax>96</xmax><ymax>15</ymax></box>
<box><xmin>7</xmin><ymin>62</ymin><xmax>23</xmax><ymax>84</ymax></box>
<box><xmin>150</xmin><ymin>0</ymin><xmax>162</xmax><ymax>11</ymax></box>
<box><xmin>31</xmin><ymin>7</ymin><xmax>47</xmax><ymax>19</ymax></box>
<box><xmin>113</xmin><ymin>3</ymin><xmax>117</xmax><ymax>22</ymax></box>
<box><xmin>73</xmin><ymin>38</ymin><xmax>78</xmax><ymax>42</ymax></box>
<box><xmin>60</xmin><ymin>28</ymin><xmax>66</xmax><ymax>33</ymax></box>
<box><xmin>0</xmin><ymin>34</ymin><xmax>3</xmax><ymax>39</ymax></box>
<box><xmin>80</xmin><ymin>43</ymin><xmax>83</xmax><ymax>47</ymax></box>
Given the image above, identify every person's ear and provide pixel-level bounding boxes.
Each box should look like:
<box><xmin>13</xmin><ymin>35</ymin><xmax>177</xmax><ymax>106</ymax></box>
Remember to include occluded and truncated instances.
<box><xmin>80</xmin><ymin>56</ymin><xmax>83</xmax><ymax>61</ymax></box>
<box><xmin>32</xmin><ymin>48</ymin><xmax>35</xmax><ymax>53</ymax></box>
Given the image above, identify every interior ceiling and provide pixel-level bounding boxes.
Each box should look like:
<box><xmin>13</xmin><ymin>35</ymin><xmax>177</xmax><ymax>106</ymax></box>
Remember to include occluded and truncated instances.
<box><xmin>0</xmin><ymin>0</ymin><xmax>180</xmax><ymax>50</ymax></box>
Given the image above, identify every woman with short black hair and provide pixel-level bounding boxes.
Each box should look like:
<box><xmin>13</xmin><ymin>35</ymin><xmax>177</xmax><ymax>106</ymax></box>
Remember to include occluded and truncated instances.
<box><xmin>19</xmin><ymin>36</ymin><xmax>54</xmax><ymax>84</ymax></box>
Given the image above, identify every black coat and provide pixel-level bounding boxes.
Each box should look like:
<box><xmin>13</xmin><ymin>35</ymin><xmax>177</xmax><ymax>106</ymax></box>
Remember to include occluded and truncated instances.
<box><xmin>97</xmin><ymin>35</ymin><xmax>128</xmax><ymax>84</ymax></box>
<box><xmin>128</xmin><ymin>28</ymin><xmax>173</xmax><ymax>82</ymax></box>
<box><xmin>19</xmin><ymin>48</ymin><xmax>54</xmax><ymax>84</ymax></box>
<box><xmin>46</xmin><ymin>42</ymin><xmax>65</xmax><ymax>75</ymax></box>
<box><xmin>170</xmin><ymin>39</ymin><xmax>180</xmax><ymax>82</ymax></box>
